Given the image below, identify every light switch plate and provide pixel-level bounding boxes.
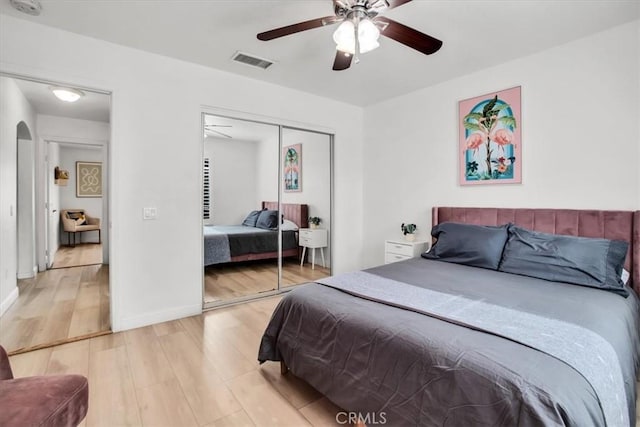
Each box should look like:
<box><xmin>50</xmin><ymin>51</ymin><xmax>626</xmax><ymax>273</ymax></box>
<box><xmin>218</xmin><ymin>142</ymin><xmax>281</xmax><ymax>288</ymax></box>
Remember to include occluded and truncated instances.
<box><xmin>143</xmin><ymin>207</ymin><xmax>157</xmax><ymax>220</ymax></box>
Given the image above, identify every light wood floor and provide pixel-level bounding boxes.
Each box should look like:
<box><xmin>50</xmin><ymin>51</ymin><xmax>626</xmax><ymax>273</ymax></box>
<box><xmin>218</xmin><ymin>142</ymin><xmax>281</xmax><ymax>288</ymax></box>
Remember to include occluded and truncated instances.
<box><xmin>8</xmin><ymin>296</ymin><xmax>347</xmax><ymax>427</ymax></box>
<box><xmin>0</xmin><ymin>264</ymin><xmax>110</xmax><ymax>354</ymax></box>
<box><xmin>51</xmin><ymin>243</ymin><xmax>103</xmax><ymax>269</ymax></box>
<box><xmin>204</xmin><ymin>259</ymin><xmax>330</xmax><ymax>303</ymax></box>
<box><xmin>6</xmin><ymin>296</ymin><xmax>640</xmax><ymax>426</ymax></box>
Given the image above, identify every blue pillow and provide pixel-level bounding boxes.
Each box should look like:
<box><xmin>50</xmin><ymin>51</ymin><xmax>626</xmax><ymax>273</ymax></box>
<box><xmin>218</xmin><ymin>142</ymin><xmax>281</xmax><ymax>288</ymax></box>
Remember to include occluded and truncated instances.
<box><xmin>499</xmin><ymin>225</ymin><xmax>629</xmax><ymax>297</ymax></box>
<box><xmin>242</xmin><ymin>210</ymin><xmax>261</xmax><ymax>227</ymax></box>
<box><xmin>422</xmin><ymin>222</ymin><xmax>509</xmax><ymax>270</ymax></box>
<box><xmin>256</xmin><ymin>210</ymin><xmax>279</xmax><ymax>230</ymax></box>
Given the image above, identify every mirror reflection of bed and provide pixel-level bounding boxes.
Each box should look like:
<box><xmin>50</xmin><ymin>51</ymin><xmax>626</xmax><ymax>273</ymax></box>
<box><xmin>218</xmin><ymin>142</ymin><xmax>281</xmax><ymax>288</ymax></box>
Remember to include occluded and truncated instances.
<box><xmin>204</xmin><ymin>202</ymin><xmax>330</xmax><ymax>302</ymax></box>
<box><xmin>202</xmin><ymin>115</ymin><xmax>331</xmax><ymax>305</ymax></box>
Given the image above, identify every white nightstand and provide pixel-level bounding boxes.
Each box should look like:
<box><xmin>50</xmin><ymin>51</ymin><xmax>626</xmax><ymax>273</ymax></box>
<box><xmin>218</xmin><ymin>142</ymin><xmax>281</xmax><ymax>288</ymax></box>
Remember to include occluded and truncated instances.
<box><xmin>384</xmin><ymin>239</ymin><xmax>429</xmax><ymax>264</ymax></box>
<box><xmin>299</xmin><ymin>228</ymin><xmax>328</xmax><ymax>269</ymax></box>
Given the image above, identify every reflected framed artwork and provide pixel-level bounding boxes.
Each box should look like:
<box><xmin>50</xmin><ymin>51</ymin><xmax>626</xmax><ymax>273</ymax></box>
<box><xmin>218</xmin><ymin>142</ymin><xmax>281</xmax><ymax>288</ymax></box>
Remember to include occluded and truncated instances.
<box><xmin>459</xmin><ymin>86</ymin><xmax>521</xmax><ymax>185</ymax></box>
<box><xmin>76</xmin><ymin>161</ymin><xmax>102</xmax><ymax>197</ymax></box>
<box><xmin>283</xmin><ymin>144</ymin><xmax>302</xmax><ymax>192</ymax></box>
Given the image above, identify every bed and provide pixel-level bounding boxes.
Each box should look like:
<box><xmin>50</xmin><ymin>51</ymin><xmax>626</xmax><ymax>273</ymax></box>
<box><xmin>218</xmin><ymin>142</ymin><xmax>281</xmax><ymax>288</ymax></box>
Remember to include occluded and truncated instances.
<box><xmin>259</xmin><ymin>207</ymin><xmax>640</xmax><ymax>426</ymax></box>
<box><xmin>204</xmin><ymin>202</ymin><xmax>308</xmax><ymax>266</ymax></box>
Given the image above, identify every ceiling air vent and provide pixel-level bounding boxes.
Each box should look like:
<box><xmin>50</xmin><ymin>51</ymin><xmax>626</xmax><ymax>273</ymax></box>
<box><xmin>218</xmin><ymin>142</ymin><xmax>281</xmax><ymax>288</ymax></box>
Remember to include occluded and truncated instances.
<box><xmin>231</xmin><ymin>52</ymin><xmax>274</xmax><ymax>70</ymax></box>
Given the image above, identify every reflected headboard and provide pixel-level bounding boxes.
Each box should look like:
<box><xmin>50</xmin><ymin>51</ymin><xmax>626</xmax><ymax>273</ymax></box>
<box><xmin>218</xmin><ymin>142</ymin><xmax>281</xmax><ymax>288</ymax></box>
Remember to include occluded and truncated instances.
<box><xmin>262</xmin><ymin>202</ymin><xmax>309</xmax><ymax>229</ymax></box>
<box><xmin>432</xmin><ymin>207</ymin><xmax>640</xmax><ymax>294</ymax></box>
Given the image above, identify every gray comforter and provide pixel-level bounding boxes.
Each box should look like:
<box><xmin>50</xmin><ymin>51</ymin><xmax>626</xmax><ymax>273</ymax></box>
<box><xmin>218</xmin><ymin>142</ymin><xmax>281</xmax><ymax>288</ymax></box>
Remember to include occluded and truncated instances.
<box><xmin>259</xmin><ymin>258</ymin><xmax>640</xmax><ymax>426</ymax></box>
<box><xmin>204</xmin><ymin>225</ymin><xmax>298</xmax><ymax>266</ymax></box>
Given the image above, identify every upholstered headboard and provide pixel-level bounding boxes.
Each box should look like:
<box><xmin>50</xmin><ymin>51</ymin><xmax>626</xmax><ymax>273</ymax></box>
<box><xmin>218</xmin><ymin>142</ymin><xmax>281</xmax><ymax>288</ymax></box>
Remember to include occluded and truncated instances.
<box><xmin>432</xmin><ymin>207</ymin><xmax>640</xmax><ymax>294</ymax></box>
<box><xmin>262</xmin><ymin>202</ymin><xmax>309</xmax><ymax>229</ymax></box>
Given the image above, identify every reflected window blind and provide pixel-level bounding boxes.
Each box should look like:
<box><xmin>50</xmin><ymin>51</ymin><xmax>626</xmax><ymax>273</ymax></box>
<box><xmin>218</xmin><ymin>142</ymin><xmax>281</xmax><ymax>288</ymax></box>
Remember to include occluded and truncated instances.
<box><xmin>203</xmin><ymin>158</ymin><xmax>211</xmax><ymax>220</ymax></box>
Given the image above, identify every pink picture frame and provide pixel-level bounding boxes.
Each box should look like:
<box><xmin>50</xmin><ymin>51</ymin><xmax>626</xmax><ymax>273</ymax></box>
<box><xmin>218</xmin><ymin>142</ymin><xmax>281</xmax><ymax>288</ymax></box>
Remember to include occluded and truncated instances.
<box><xmin>459</xmin><ymin>86</ymin><xmax>522</xmax><ymax>185</ymax></box>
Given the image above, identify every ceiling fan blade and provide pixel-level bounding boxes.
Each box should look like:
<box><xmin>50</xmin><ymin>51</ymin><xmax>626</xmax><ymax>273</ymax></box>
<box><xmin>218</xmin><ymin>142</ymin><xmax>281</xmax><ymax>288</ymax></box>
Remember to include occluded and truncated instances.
<box><xmin>257</xmin><ymin>16</ymin><xmax>342</xmax><ymax>41</ymax></box>
<box><xmin>377</xmin><ymin>17</ymin><xmax>442</xmax><ymax>55</ymax></box>
<box><xmin>332</xmin><ymin>50</ymin><xmax>353</xmax><ymax>71</ymax></box>
<box><xmin>210</xmin><ymin>130</ymin><xmax>232</xmax><ymax>139</ymax></box>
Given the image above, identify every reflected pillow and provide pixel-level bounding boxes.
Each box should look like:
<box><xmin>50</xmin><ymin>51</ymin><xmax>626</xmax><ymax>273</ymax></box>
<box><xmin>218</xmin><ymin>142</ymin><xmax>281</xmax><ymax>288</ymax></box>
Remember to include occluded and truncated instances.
<box><xmin>256</xmin><ymin>210</ymin><xmax>279</xmax><ymax>230</ymax></box>
<box><xmin>242</xmin><ymin>210</ymin><xmax>261</xmax><ymax>227</ymax></box>
<box><xmin>422</xmin><ymin>222</ymin><xmax>509</xmax><ymax>270</ymax></box>
<box><xmin>282</xmin><ymin>219</ymin><xmax>299</xmax><ymax>231</ymax></box>
<box><xmin>499</xmin><ymin>225</ymin><xmax>629</xmax><ymax>297</ymax></box>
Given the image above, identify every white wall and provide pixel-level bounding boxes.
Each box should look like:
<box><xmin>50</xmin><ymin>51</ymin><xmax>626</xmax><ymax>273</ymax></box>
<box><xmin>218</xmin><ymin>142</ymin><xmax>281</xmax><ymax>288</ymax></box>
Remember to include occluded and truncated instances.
<box><xmin>47</xmin><ymin>142</ymin><xmax>61</xmax><ymax>263</ymax></box>
<box><xmin>204</xmin><ymin>137</ymin><xmax>258</xmax><ymax>225</ymax></box>
<box><xmin>17</xmin><ymin>137</ymin><xmax>35</xmax><ymax>278</ymax></box>
<box><xmin>255</xmin><ymin>133</ymin><xmax>280</xmax><ymax>204</ymax></box>
<box><xmin>362</xmin><ymin>21</ymin><xmax>640</xmax><ymax>267</ymax></box>
<box><xmin>0</xmin><ymin>76</ymin><xmax>37</xmax><ymax>316</ymax></box>
<box><xmin>0</xmin><ymin>14</ymin><xmax>364</xmax><ymax>331</ymax></box>
<box><xmin>58</xmin><ymin>144</ymin><xmax>103</xmax><ymax>243</ymax></box>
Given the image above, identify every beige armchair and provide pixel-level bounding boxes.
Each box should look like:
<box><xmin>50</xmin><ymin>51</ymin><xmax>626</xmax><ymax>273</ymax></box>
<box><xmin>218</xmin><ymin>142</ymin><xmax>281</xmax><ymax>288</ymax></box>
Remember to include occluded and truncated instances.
<box><xmin>61</xmin><ymin>209</ymin><xmax>101</xmax><ymax>247</ymax></box>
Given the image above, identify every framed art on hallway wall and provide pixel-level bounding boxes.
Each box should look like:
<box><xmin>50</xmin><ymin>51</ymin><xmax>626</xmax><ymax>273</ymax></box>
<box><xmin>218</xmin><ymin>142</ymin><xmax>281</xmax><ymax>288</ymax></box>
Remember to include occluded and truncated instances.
<box><xmin>283</xmin><ymin>144</ymin><xmax>302</xmax><ymax>192</ymax></box>
<box><xmin>76</xmin><ymin>161</ymin><xmax>102</xmax><ymax>197</ymax></box>
<box><xmin>459</xmin><ymin>86</ymin><xmax>522</xmax><ymax>185</ymax></box>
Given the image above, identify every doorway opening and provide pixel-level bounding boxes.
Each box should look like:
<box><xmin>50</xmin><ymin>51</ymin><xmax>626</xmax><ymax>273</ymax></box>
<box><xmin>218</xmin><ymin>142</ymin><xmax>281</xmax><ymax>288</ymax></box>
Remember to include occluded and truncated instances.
<box><xmin>0</xmin><ymin>73</ymin><xmax>112</xmax><ymax>354</ymax></box>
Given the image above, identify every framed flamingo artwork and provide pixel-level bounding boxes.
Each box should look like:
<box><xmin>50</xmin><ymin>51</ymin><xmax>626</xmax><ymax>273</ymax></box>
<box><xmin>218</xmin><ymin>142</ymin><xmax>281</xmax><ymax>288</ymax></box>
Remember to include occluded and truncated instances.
<box><xmin>459</xmin><ymin>86</ymin><xmax>521</xmax><ymax>185</ymax></box>
<box><xmin>283</xmin><ymin>144</ymin><xmax>302</xmax><ymax>192</ymax></box>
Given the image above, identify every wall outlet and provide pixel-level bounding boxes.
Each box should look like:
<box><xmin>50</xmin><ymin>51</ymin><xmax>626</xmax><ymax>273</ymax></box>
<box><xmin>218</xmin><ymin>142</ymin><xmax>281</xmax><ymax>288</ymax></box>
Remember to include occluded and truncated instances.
<box><xmin>143</xmin><ymin>207</ymin><xmax>157</xmax><ymax>220</ymax></box>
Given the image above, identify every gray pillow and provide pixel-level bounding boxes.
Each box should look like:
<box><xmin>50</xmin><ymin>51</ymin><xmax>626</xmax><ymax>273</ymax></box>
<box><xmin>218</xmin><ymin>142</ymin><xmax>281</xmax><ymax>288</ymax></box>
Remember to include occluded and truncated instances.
<box><xmin>242</xmin><ymin>210</ymin><xmax>261</xmax><ymax>227</ymax></box>
<box><xmin>256</xmin><ymin>210</ymin><xmax>279</xmax><ymax>230</ymax></box>
<box><xmin>422</xmin><ymin>222</ymin><xmax>509</xmax><ymax>270</ymax></box>
<box><xmin>499</xmin><ymin>225</ymin><xmax>629</xmax><ymax>297</ymax></box>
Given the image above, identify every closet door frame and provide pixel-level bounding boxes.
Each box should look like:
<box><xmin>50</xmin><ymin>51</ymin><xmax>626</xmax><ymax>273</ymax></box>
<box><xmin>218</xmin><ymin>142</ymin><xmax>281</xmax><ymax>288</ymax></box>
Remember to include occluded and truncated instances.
<box><xmin>200</xmin><ymin>109</ymin><xmax>334</xmax><ymax>311</ymax></box>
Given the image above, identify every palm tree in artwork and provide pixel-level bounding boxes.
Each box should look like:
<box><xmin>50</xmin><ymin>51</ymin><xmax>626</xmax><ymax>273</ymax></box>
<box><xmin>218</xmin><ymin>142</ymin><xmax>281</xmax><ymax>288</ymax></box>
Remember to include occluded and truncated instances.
<box><xmin>284</xmin><ymin>147</ymin><xmax>299</xmax><ymax>190</ymax></box>
<box><xmin>463</xmin><ymin>95</ymin><xmax>517</xmax><ymax>178</ymax></box>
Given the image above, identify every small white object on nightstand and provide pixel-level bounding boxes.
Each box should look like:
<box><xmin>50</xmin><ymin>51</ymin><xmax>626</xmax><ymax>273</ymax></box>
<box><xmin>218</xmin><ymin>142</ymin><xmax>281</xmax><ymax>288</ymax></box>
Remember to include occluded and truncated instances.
<box><xmin>299</xmin><ymin>228</ymin><xmax>328</xmax><ymax>269</ymax></box>
<box><xmin>384</xmin><ymin>239</ymin><xmax>428</xmax><ymax>264</ymax></box>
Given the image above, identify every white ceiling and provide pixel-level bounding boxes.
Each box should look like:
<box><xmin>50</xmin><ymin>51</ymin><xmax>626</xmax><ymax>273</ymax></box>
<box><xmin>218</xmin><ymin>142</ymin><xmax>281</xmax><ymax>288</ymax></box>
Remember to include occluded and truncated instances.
<box><xmin>2</xmin><ymin>1</ymin><xmax>638</xmax><ymax>106</ymax></box>
<box><xmin>12</xmin><ymin>78</ymin><xmax>111</xmax><ymax>122</ymax></box>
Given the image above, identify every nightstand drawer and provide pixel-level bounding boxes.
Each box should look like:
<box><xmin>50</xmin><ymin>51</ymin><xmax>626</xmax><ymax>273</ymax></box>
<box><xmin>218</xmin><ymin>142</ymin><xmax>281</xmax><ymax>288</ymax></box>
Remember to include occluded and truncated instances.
<box><xmin>299</xmin><ymin>236</ymin><xmax>313</xmax><ymax>246</ymax></box>
<box><xmin>385</xmin><ymin>253</ymin><xmax>412</xmax><ymax>264</ymax></box>
<box><xmin>298</xmin><ymin>228</ymin><xmax>328</xmax><ymax>248</ymax></box>
<box><xmin>299</xmin><ymin>229</ymin><xmax>314</xmax><ymax>239</ymax></box>
<box><xmin>384</xmin><ymin>241</ymin><xmax>414</xmax><ymax>257</ymax></box>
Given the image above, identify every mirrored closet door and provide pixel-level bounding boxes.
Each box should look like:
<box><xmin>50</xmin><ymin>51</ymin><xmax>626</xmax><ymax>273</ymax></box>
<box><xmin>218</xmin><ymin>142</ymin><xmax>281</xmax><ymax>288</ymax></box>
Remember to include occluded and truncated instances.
<box><xmin>202</xmin><ymin>115</ymin><xmax>280</xmax><ymax>304</ymax></box>
<box><xmin>280</xmin><ymin>127</ymin><xmax>331</xmax><ymax>288</ymax></box>
<box><xmin>202</xmin><ymin>114</ymin><xmax>333</xmax><ymax>308</ymax></box>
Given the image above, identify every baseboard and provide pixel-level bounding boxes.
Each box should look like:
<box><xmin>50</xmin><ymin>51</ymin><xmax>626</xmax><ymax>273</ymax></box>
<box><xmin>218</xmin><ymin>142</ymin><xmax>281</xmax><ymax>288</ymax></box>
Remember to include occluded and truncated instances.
<box><xmin>16</xmin><ymin>266</ymin><xmax>36</xmax><ymax>279</ymax></box>
<box><xmin>118</xmin><ymin>303</ymin><xmax>202</xmax><ymax>332</ymax></box>
<box><xmin>0</xmin><ymin>287</ymin><xmax>19</xmax><ymax>317</ymax></box>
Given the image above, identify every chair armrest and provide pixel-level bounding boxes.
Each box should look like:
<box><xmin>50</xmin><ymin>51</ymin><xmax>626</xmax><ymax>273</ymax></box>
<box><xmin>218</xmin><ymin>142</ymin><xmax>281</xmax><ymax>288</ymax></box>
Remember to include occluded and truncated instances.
<box><xmin>61</xmin><ymin>216</ymin><xmax>77</xmax><ymax>232</ymax></box>
<box><xmin>0</xmin><ymin>346</ymin><xmax>14</xmax><ymax>380</ymax></box>
<box><xmin>86</xmin><ymin>216</ymin><xmax>101</xmax><ymax>227</ymax></box>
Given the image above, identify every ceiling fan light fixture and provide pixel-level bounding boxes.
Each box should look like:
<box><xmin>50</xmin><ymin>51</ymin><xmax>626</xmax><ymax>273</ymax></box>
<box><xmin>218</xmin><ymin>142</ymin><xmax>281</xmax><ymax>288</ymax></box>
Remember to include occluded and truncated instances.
<box><xmin>49</xmin><ymin>86</ymin><xmax>85</xmax><ymax>103</ymax></box>
<box><xmin>333</xmin><ymin>18</ymin><xmax>380</xmax><ymax>54</ymax></box>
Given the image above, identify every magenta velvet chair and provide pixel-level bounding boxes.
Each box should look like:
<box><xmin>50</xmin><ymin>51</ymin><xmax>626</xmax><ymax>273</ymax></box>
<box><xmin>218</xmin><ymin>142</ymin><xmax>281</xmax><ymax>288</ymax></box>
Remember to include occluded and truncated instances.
<box><xmin>0</xmin><ymin>345</ymin><xmax>88</xmax><ymax>426</ymax></box>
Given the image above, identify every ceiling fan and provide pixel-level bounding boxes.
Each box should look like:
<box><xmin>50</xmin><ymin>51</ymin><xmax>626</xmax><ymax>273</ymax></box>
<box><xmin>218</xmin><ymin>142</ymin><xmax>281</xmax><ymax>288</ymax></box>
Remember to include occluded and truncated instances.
<box><xmin>257</xmin><ymin>0</ymin><xmax>442</xmax><ymax>71</ymax></box>
<box><xmin>204</xmin><ymin>124</ymin><xmax>233</xmax><ymax>139</ymax></box>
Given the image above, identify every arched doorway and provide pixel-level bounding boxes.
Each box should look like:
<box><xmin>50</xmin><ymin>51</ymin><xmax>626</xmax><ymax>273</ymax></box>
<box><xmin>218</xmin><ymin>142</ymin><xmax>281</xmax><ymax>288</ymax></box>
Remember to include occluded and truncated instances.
<box><xmin>16</xmin><ymin>121</ymin><xmax>36</xmax><ymax>279</ymax></box>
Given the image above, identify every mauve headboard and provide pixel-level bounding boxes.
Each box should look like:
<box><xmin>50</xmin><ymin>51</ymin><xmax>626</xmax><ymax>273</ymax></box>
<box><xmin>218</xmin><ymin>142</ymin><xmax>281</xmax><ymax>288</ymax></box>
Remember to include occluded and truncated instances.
<box><xmin>262</xmin><ymin>202</ymin><xmax>309</xmax><ymax>229</ymax></box>
<box><xmin>432</xmin><ymin>207</ymin><xmax>640</xmax><ymax>294</ymax></box>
